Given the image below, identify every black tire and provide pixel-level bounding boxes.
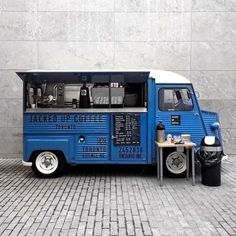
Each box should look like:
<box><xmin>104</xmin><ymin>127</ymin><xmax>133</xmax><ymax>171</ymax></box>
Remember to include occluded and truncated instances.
<box><xmin>32</xmin><ymin>151</ymin><xmax>65</xmax><ymax>178</ymax></box>
<box><xmin>163</xmin><ymin>148</ymin><xmax>188</xmax><ymax>178</ymax></box>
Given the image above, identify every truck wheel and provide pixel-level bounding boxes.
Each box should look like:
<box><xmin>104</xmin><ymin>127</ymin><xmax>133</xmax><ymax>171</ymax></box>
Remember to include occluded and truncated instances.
<box><xmin>32</xmin><ymin>151</ymin><xmax>65</xmax><ymax>178</ymax></box>
<box><xmin>164</xmin><ymin>150</ymin><xmax>187</xmax><ymax>177</ymax></box>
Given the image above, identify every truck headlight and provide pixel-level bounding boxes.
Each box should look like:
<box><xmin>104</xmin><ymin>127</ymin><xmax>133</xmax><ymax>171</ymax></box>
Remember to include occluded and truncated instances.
<box><xmin>210</xmin><ymin>122</ymin><xmax>220</xmax><ymax>130</ymax></box>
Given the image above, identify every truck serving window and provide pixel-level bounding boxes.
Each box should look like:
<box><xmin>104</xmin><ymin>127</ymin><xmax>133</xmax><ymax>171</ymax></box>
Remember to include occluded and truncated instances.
<box><xmin>159</xmin><ymin>88</ymin><xmax>193</xmax><ymax>111</ymax></box>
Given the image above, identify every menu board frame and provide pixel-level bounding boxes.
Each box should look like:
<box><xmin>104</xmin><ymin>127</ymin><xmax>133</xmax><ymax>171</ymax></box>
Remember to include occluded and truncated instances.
<box><xmin>113</xmin><ymin>113</ymin><xmax>140</xmax><ymax>146</ymax></box>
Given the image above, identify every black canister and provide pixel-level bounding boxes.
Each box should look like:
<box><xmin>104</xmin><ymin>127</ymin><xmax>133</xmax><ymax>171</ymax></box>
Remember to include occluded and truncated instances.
<box><xmin>72</xmin><ymin>99</ymin><xmax>77</xmax><ymax>109</ymax></box>
<box><xmin>79</xmin><ymin>83</ymin><xmax>91</xmax><ymax>108</ymax></box>
<box><xmin>156</xmin><ymin>121</ymin><xmax>165</xmax><ymax>143</ymax></box>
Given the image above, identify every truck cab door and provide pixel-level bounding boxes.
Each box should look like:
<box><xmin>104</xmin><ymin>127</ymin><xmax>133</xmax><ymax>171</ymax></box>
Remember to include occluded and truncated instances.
<box><xmin>155</xmin><ymin>84</ymin><xmax>205</xmax><ymax>144</ymax></box>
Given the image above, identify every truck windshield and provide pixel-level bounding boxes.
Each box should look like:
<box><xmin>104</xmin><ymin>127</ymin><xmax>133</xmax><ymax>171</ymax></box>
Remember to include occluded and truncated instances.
<box><xmin>159</xmin><ymin>88</ymin><xmax>193</xmax><ymax>111</ymax></box>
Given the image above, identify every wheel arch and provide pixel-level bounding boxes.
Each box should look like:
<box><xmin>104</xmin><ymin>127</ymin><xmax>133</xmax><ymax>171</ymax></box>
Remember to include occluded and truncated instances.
<box><xmin>29</xmin><ymin>150</ymin><xmax>67</xmax><ymax>163</ymax></box>
<box><xmin>24</xmin><ymin>136</ymin><xmax>73</xmax><ymax>163</ymax></box>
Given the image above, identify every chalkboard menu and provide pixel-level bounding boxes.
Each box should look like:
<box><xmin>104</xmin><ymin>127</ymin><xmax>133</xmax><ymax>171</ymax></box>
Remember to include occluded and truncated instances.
<box><xmin>113</xmin><ymin>114</ymin><xmax>140</xmax><ymax>145</ymax></box>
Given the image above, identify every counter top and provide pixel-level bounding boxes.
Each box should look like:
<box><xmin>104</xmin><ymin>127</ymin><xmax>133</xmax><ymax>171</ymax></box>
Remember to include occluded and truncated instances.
<box><xmin>155</xmin><ymin>141</ymin><xmax>196</xmax><ymax>148</ymax></box>
<box><xmin>25</xmin><ymin>107</ymin><xmax>147</xmax><ymax>113</ymax></box>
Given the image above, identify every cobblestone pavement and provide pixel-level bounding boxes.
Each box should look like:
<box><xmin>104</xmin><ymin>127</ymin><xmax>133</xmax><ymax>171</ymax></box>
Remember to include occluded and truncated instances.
<box><xmin>0</xmin><ymin>158</ymin><xmax>236</xmax><ymax>236</ymax></box>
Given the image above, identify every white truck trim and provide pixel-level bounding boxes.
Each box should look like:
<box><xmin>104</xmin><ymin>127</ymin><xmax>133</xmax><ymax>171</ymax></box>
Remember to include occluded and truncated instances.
<box><xmin>22</xmin><ymin>160</ymin><xmax>32</xmax><ymax>167</ymax></box>
<box><xmin>18</xmin><ymin>69</ymin><xmax>191</xmax><ymax>85</ymax></box>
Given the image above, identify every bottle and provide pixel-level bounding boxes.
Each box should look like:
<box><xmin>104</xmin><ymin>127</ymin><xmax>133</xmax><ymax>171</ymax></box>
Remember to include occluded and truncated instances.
<box><xmin>156</xmin><ymin>121</ymin><xmax>165</xmax><ymax>143</ymax></box>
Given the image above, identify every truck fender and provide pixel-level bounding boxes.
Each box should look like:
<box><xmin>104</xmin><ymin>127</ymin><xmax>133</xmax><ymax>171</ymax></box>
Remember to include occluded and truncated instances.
<box><xmin>24</xmin><ymin>136</ymin><xmax>73</xmax><ymax>162</ymax></box>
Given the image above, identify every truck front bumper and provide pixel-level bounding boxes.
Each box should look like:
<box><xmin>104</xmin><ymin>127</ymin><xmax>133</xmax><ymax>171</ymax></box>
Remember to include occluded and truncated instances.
<box><xmin>22</xmin><ymin>160</ymin><xmax>32</xmax><ymax>167</ymax></box>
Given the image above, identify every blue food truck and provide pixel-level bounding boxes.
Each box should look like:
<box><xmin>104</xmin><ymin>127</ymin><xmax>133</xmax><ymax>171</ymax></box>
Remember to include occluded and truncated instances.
<box><xmin>16</xmin><ymin>70</ymin><xmax>223</xmax><ymax>178</ymax></box>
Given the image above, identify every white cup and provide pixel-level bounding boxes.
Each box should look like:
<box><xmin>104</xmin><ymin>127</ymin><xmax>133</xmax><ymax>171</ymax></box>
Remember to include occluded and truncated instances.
<box><xmin>167</xmin><ymin>134</ymin><xmax>172</xmax><ymax>143</ymax></box>
<box><xmin>31</xmin><ymin>104</ymin><xmax>36</xmax><ymax>109</ymax></box>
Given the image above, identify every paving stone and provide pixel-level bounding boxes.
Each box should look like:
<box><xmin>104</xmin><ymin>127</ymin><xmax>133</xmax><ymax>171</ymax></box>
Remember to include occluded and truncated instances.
<box><xmin>0</xmin><ymin>159</ymin><xmax>236</xmax><ymax>236</ymax></box>
<box><xmin>110</xmin><ymin>221</ymin><xmax>118</xmax><ymax>236</ymax></box>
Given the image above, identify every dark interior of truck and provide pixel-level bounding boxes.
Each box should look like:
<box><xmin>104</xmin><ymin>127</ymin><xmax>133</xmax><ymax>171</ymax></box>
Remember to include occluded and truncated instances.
<box><xmin>18</xmin><ymin>71</ymin><xmax>149</xmax><ymax>110</ymax></box>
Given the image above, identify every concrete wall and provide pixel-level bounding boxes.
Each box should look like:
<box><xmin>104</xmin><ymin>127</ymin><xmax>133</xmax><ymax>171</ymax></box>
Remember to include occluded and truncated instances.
<box><xmin>0</xmin><ymin>0</ymin><xmax>235</xmax><ymax>157</ymax></box>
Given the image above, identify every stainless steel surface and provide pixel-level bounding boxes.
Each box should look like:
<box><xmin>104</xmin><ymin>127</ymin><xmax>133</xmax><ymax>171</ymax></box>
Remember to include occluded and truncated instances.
<box><xmin>201</xmin><ymin>146</ymin><xmax>223</xmax><ymax>152</ymax></box>
<box><xmin>25</xmin><ymin>107</ymin><xmax>147</xmax><ymax>113</ymax></box>
<box><xmin>64</xmin><ymin>85</ymin><xmax>81</xmax><ymax>103</ymax></box>
<box><xmin>160</xmin><ymin>147</ymin><xmax>163</xmax><ymax>187</ymax></box>
<box><xmin>192</xmin><ymin>148</ymin><xmax>195</xmax><ymax>186</ymax></box>
<box><xmin>181</xmin><ymin>134</ymin><xmax>191</xmax><ymax>142</ymax></box>
<box><xmin>186</xmin><ymin>149</ymin><xmax>189</xmax><ymax>180</ymax></box>
<box><xmin>92</xmin><ymin>87</ymin><xmax>124</xmax><ymax>105</ymax></box>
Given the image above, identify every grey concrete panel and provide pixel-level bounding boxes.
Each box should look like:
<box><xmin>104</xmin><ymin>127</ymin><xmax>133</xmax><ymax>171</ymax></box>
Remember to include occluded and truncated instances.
<box><xmin>191</xmin><ymin>71</ymin><xmax>236</xmax><ymax>99</ymax></box>
<box><xmin>68</xmin><ymin>12</ymin><xmax>114</xmax><ymax>41</ymax></box>
<box><xmin>192</xmin><ymin>12</ymin><xmax>236</xmax><ymax>41</ymax></box>
<box><xmin>38</xmin><ymin>0</ymin><xmax>114</xmax><ymax>12</ymax></box>
<box><xmin>38</xmin><ymin>12</ymin><xmax>114</xmax><ymax>42</ymax></box>
<box><xmin>8</xmin><ymin>99</ymin><xmax>23</xmax><ymax>128</ymax></box>
<box><xmin>192</xmin><ymin>0</ymin><xmax>236</xmax><ymax>12</ymax></box>
<box><xmin>0</xmin><ymin>0</ymin><xmax>235</xmax><ymax>156</ymax></box>
<box><xmin>172</xmin><ymin>70</ymin><xmax>191</xmax><ymax>78</ymax></box>
<box><xmin>115</xmin><ymin>0</ymin><xmax>191</xmax><ymax>12</ymax></box>
<box><xmin>0</xmin><ymin>71</ymin><xmax>22</xmax><ymax>99</ymax></box>
<box><xmin>115</xmin><ymin>0</ymin><xmax>153</xmax><ymax>12</ymax></box>
<box><xmin>37</xmin><ymin>12</ymin><xmax>69</xmax><ymax>41</ymax></box>
<box><xmin>153</xmin><ymin>0</ymin><xmax>192</xmax><ymax>12</ymax></box>
<box><xmin>191</xmin><ymin>42</ymin><xmax>236</xmax><ymax>70</ymax></box>
<box><xmin>38</xmin><ymin>42</ymin><xmax>114</xmax><ymax>69</ymax></box>
<box><xmin>0</xmin><ymin>99</ymin><xmax>8</xmax><ymax>128</ymax></box>
<box><xmin>0</xmin><ymin>0</ymin><xmax>37</xmax><ymax>11</ymax></box>
<box><xmin>0</xmin><ymin>12</ymin><xmax>37</xmax><ymax>40</ymax></box>
<box><xmin>0</xmin><ymin>99</ymin><xmax>22</xmax><ymax>128</ymax></box>
<box><xmin>115</xmin><ymin>13</ymin><xmax>190</xmax><ymax>42</ymax></box>
<box><xmin>38</xmin><ymin>12</ymin><xmax>114</xmax><ymax>41</ymax></box>
<box><xmin>115</xmin><ymin>42</ymin><xmax>190</xmax><ymax>70</ymax></box>
<box><xmin>0</xmin><ymin>42</ymin><xmax>37</xmax><ymax>70</ymax></box>
<box><xmin>0</xmin><ymin>128</ymin><xmax>22</xmax><ymax>155</ymax></box>
<box><xmin>222</xmin><ymin>128</ymin><xmax>236</xmax><ymax>155</ymax></box>
<box><xmin>199</xmin><ymin>99</ymin><xmax>236</xmax><ymax>129</ymax></box>
<box><xmin>149</xmin><ymin>12</ymin><xmax>191</xmax><ymax>41</ymax></box>
<box><xmin>115</xmin><ymin>13</ymin><xmax>149</xmax><ymax>41</ymax></box>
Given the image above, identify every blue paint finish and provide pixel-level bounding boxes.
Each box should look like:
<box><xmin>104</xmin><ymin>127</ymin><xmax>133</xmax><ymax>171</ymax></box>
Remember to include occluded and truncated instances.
<box><xmin>147</xmin><ymin>79</ymin><xmax>157</xmax><ymax>164</ymax></box>
<box><xmin>24</xmin><ymin>113</ymin><xmax>109</xmax><ymax>134</ymax></box>
<box><xmin>74</xmin><ymin>134</ymin><xmax>110</xmax><ymax>161</ymax></box>
<box><xmin>201</xmin><ymin>110</ymin><xmax>223</xmax><ymax>145</ymax></box>
<box><xmin>23</xmin><ymin>112</ymin><xmax>148</xmax><ymax>164</ymax></box>
<box><xmin>24</xmin><ymin>135</ymin><xmax>73</xmax><ymax>162</ymax></box>
<box><xmin>155</xmin><ymin>84</ymin><xmax>221</xmax><ymax>149</ymax></box>
<box><xmin>22</xmin><ymin>76</ymin><xmax>223</xmax><ymax>166</ymax></box>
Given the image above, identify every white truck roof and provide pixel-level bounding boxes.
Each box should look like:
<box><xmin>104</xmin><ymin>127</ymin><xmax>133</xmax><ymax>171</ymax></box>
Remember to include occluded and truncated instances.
<box><xmin>149</xmin><ymin>70</ymin><xmax>191</xmax><ymax>84</ymax></box>
<box><xmin>16</xmin><ymin>69</ymin><xmax>191</xmax><ymax>84</ymax></box>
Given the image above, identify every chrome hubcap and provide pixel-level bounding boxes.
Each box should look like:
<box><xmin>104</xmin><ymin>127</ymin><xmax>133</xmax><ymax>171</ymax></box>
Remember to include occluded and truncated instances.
<box><xmin>166</xmin><ymin>152</ymin><xmax>186</xmax><ymax>174</ymax></box>
<box><xmin>36</xmin><ymin>152</ymin><xmax>58</xmax><ymax>175</ymax></box>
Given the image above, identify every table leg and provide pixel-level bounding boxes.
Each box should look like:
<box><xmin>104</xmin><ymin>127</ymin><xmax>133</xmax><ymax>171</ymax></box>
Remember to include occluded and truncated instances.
<box><xmin>186</xmin><ymin>149</ymin><xmax>189</xmax><ymax>180</ymax></box>
<box><xmin>160</xmin><ymin>147</ymin><xmax>163</xmax><ymax>186</ymax></box>
<box><xmin>192</xmin><ymin>148</ymin><xmax>195</xmax><ymax>186</ymax></box>
<box><xmin>157</xmin><ymin>148</ymin><xmax>160</xmax><ymax>180</ymax></box>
